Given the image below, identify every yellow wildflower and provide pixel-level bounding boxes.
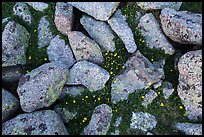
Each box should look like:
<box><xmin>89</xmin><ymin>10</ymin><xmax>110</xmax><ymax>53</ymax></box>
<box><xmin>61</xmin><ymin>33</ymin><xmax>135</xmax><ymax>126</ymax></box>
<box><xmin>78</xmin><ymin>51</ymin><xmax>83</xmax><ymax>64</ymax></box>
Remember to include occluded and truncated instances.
<box><xmin>122</xmin><ymin>66</ymin><xmax>125</xmax><ymax>69</ymax></box>
<box><xmin>179</xmin><ymin>106</ymin><xmax>183</xmax><ymax>109</ymax></box>
<box><xmin>114</xmin><ymin>53</ymin><xmax>117</xmax><ymax>57</ymax></box>
<box><xmin>160</xmin><ymin>103</ymin><xmax>164</xmax><ymax>107</ymax></box>
<box><xmin>34</xmin><ymin>29</ymin><xmax>37</xmax><ymax>32</ymax></box>
<box><xmin>73</xmin><ymin>100</ymin><xmax>76</xmax><ymax>103</ymax></box>
<box><xmin>110</xmin><ymin>71</ymin><xmax>113</xmax><ymax>75</ymax></box>
<box><xmin>83</xmin><ymin>117</ymin><xmax>87</xmax><ymax>121</ymax></box>
<box><xmin>98</xmin><ymin>97</ymin><xmax>101</xmax><ymax>101</ymax></box>
<box><xmin>44</xmin><ymin>57</ymin><xmax>47</xmax><ymax>61</ymax></box>
<box><xmin>158</xmin><ymin>92</ymin><xmax>160</xmax><ymax>95</ymax></box>
<box><xmin>28</xmin><ymin>56</ymin><xmax>32</xmax><ymax>60</ymax></box>
<box><xmin>65</xmin><ymin>102</ymin><xmax>68</xmax><ymax>105</ymax></box>
<box><xmin>151</xmin><ymin>58</ymin><xmax>154</xmax><ymax>62</ymax></box>
<box><xmin>141</xmin><ymin>96</ymin><xmax>145</xmax><ymax>99</ymax></box>
<box><xmin>85</xmin><ymin>95</ymin><xmax>88</xmax><ymax>99</ymax></box>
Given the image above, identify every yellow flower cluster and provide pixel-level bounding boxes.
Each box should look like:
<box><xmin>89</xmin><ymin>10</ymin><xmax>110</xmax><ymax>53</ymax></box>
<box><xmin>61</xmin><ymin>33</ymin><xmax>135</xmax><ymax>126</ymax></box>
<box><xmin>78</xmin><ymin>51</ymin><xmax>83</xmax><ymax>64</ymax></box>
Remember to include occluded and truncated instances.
<box><xmin>82</xmin><ymin>117</ymin><xmax>87</xmax><ymax>123</ymax></box>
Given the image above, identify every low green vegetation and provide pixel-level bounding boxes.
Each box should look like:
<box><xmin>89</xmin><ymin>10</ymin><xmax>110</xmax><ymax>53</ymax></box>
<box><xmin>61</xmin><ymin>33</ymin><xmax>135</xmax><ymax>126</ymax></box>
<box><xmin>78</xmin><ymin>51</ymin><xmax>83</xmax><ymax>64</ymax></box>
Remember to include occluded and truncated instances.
<box><xmin>2</xmin><ymin>2</ymin><xmax>201</xmax><ymax>135</ymax></box>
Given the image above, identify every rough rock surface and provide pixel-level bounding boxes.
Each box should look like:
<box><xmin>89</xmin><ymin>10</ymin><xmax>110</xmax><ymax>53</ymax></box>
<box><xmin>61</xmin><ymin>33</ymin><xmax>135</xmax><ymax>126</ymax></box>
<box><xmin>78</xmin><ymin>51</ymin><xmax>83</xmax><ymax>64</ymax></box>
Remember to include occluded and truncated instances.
<box><xmin>160</xmin><ymin>8</ymin><xmax>202</xmax><ymax>45</ymax></box>
<box><xmin>82</xmin><ymin>104</ymin><xmax>112</xmax><ymax>135</ymax></box>
<box><xmin>136</xmin><ymin>2</ymin><xmax>182</xmax><ymax>10</ymax></box>
<box><xmin>2</xmin><ymin>110</ymin><xmax>68</xmax><ymax>135</ymax></box>
<box><xmin>68</xmin><ymin>2</ymin><xmax>120</xmax><ymax>21</ymax></box>
<box><xmin>111</xmin><ymin>50</ymin><xmax>162</xmax><ymax>103</ymax></box>
<box><xmin>2</xmin><ymin>17</ymin><xmax>11</xmax><ymax>24</ymax></box>
<box><xmin>13</xmin><ymin>2</ymin><xmax>33</xmax><ymax>25</ymax></box>
<box><xmin>174</xmin><ymin>122</ymin><xmax>202</xmax><ymax>135</ymax></box>
<box><xmin>54</xmin><ymin>2</ymin><xmax>73</xmax><ymax>35</ymax></box>
<box><xmin>80</xmin><ymin>15</ymin><xmax>116</xmax><ymax>52</ymax></box>
<box><xmin>47</xmin><ymin>35</ymin><xmax>76</xmax><ymax>68</ymax></box>
<box><xmin>108</xmin><ymin>9</ymin><xmax>137</xmax><ymax>53</ymax></box>
<box><xmin>2</xmin><ymin>21</ymin><xmax>30</xmax><ymax>67</ymax></box>
<box><xmin>130</xmin><ymin>111</ymin><xmax>157</xmax><ymax>132</ymax></box>
<box><xmin>25</xmin><ymin>2</ymin><xmax>48</xmax><ymax>12</ymax></box>
<box><xmin>138</xmin><ymin>13</ymin><xmax>175</xmax><ymax>55</ymax></box>
<box><xmin>59</xmin><ymin>86</ymin><xmax>86</xmax><ymax>100</ymax></box>
<box><xmin>17</xmin><ymin>61</ymin><xmax>69</xmax><ymax>112</ymax></box>
<box><xmin>54</xmin><ymin>104</ymin><xmax>77</xmax><ymax>123</ymax></box>
<box><xmin>38</xmin><ymin>16</ymin><xmax>55</xmax><ymax>48</ymax></box>
<box><xmin>162</xmin><ymin>81</ymin><xmax>174</xmax><ymax>99</ymax></box>
<box><xmin>67</xmin><ymin>31</ymin><xmax>104</xmax><ymax>64</ymax></box>
<box><xmin>177</xmin><ymin>50</ymin><xmax>202</xmax><ymax>121</ymax></box>
<box><xmin>66</xmin><ymin>60</ymin><xmax>110</xmax><ymax>92</ymax></box>
<box><xmin>142</xmin><ymin>89</ymin><xmax>158</xmax><ymax>108</ymax></box>
<box><xmin>2</xmin><ymin>88</ymin><xmax>20</xmax><ymax>123</ymax></box>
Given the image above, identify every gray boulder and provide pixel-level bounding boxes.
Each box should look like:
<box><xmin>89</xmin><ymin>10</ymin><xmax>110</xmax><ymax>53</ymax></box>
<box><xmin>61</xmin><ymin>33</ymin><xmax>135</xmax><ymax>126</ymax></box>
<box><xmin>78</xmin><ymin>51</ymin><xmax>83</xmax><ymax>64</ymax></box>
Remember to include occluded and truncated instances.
<box><xmin>82</xmin><ymin>104</ymin><xmax>112</xmax><ymax>135</ymax></box>
<box><xmin>138</xmin><ymin>13</ymin><xmax>175</xmax><ymax>55</ymax></box>
<box><xmin>66</xmin><ymin>60</ymin><xmax>110</xmax><ymax>92</ymax></box>
<box><xmin>2</xmin><ymin>88</ymin><xmax>20</xmax><ymax>123</ymax></box>
<box><xmin>177</xmin><ymin>50</ymin><xmax>202</xmax><ymax>121</ymax></box>
<box><xmin>141</xmin><ymin>89</ymin><xmax>158</xmax><ymax>108</ymax></box>
<box><xmin>17</xmin><ymin>61</ymin><xmax>69</xmax><ymax>112</ymax></box>
<box><xmin>130</xmin><ymin>112</ymin><xmax>157</xmax><ymax>132</ymax></box>
<box><xmin>111</xmin><ymin>50</ymin><xmax>162</xmax><ymax>103</ymax></box>
<box><xmin>2</xmin><ymin>17</ymin><xmax>10</xmax><ymax>24</ymax></box>
<box><xmin>136</xmin><ymin>2</ymin><xmax>182</xmax><ymax>10</ymax></box>
<box><xmin>174</xmin><ymin>122</ymin><xmax>202</xmax><ymax>135</ymax></box>
<box><xmin>160</xmin><ymin>8</ymin><xmax>202</xmax><ymax>45</ymax></box>
<box><xmin>2</xmin><ymin>110</ymin><xmax>68</xmax><ymax>135</ymax></box>
<box><xmin>80</xmin><ymin>15</ymin><xmax>116</xmax><ymax>52</ymax></box>
<box><xmin>47</xmin><ymin>35</ymin><xmax>76</xmax><ymax>69</ymax></box>
<box><xmin>54</xmin><ymin>103</ymin><xmax>77</xmax><ymax>123</ymax></box>
<box><xmin>162</xmin><ymin>81</ymin><xmax>174</xmax><ymax>99</ymax></box>
<box><xmin>25</xmin><ymin>2</ymin><xmax>48</xmax><ymax>12</ymax></box>
<box><xmin>68</xmin><ymin>2</ymin><xmax>120</xmax><ymax>21</ymax></box>
<box><xmin>54</xmin><ymin>2</ymin><xmax>73</xmax><ymax>35</ymax></box>
<box><xmin>108</xmin><ymin>9</ymin><xmax>137</xmax><ymax>53</ymax></box>
<box><xmin>2</xmin><ymin>21</ymin><xmax>30</xmax><ymax>67</ymax></box>
<box><xmin>67</xmin><ymin>31</ymin><xmax>104</xmax><ymax>64</ymax></box>
<box><xmin>13</xmin><ymin>2</ymin><xmax>33</xmax><ymax>25</ymax></box>
<box><xmin>38</xmin><ymin>16</ymin><xmax>55</xmax><ymax>48</ymax></box>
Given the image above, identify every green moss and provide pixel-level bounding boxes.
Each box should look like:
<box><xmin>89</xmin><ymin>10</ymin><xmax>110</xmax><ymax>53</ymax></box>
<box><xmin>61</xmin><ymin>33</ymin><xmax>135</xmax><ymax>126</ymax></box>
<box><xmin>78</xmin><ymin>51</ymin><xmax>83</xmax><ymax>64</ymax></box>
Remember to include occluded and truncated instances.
<box><xmin>180</xmin><ymin>2</ymin><xmax>202</xmax><ymax>13</ymax></box>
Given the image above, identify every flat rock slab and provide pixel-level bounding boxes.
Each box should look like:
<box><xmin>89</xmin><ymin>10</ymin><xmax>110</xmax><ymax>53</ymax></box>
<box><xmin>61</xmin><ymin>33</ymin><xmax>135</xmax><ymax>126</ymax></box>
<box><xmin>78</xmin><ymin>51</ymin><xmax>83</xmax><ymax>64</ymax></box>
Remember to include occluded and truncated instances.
<box><xmin>68</xmin><ymin>2</ymin><xmax>120</xmax><ymax>21</ymax></box>
<box><xmin>2</xmin><ymin>110</ymin><xmax>68</xmax><ymax>135</ymax></box>
<box><xmin>55</xmin><ymin>2</ymin><xmax>73</xmax><ymax>35</ymax></box>
<box><xmin>108</xmin><ymin>9</ymin><xmax>137</xmax><ymax>53</ymax></box>
<box><xmin>160</xmin><ymin>8</ymin><xmax>202</xmax><ymax>45</ymax></box>
<box><xmin>67</xmin><ymin>31</ymin><xmax>104</xmax><ymax>64</ymax></box>
<box><xmin>82</xmin><ymin>104</ymin><xmax>112</xmax><ymax>135</ymax></box>
<box><xmin>2</xmin><ymin>88</ymin><xmax>20</xmax><ymax>123</ymax></box>
<box><xmin>25</xmin><ymin>2</ymin><xmax>48</xmax><ymax>12</ymax></box>
<box><xmin>47</xmin><ymin>35</ymin><xmax>76</xmax><ymax>69</ymax></box>
<box><xmin>136</xmin><ymin>2</ymin><xmax>182</xmax><ymax>10</ymax></box>
<box><xmin>13</xmin><ymin>2</ymin><xmax>33</xmax><ymax>25</ymax></box>
<box><xmin>80</xmin><ymin>15</ymin><xmax>116</xmax><ymax>52</ymax></box>
<box><xmin>111</xmin><ymin>50</ymin><xmax>162</xmax><ymax>103</ymax></box>
<box><xmin>130</xmin><ymin>111</ymin><xmax>157</xmax><ymax>132</ymax></box>
<box><xmin>17</xmin><ymin>61</ymin><xmax>69</xmax><ymax>112</ymax></box>
<box><xmin>177</xmin><ymin>50</ymin><xmax>202</xmax><ymax>121</ymax></box>
<box><xmin>54</xmin><ymin>103</ymin><xmax>77</xmax><ymax>123</ymax></box>
<box><xmin>138</xmin><ymin>13</ymin><xmax>175</xmax><ymax>55</ymax></box>
<box><xmin>142</xmin><ymin>89</ymin><xmax>158</xmax><ymax>108</ymax></box>
<box><xmin>38</xmin><ymin>16</ymin><xmax>55</xmax><ymax>48</ymax></box>
<box><xmin>2</xmin><ymin>21</ymin><xmax>30</xmax><ymax>67</ymax></box>
<box><xmin>174</xmin><ymin>122</ymin><xmax>202</xmax><ymax>135</ymax></box>
<box><xmin>66</xmin><ymin>60</ymin><xmax>110</xmax><ymax>92</ymax></box>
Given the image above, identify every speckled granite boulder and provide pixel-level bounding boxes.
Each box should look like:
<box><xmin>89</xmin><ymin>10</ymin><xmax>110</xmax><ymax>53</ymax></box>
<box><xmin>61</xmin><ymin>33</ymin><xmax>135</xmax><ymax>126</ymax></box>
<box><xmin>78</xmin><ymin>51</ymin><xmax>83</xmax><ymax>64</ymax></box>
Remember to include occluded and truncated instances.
<box><xmin>80</xmin><ymin>15</ymin><xmax>116</xmax><ymax>52</ymax></box>
<box><xmin>25</xmin><ymin>2</ymin><xmax>48</xmax><ymax>12</ymax></box>
<box><xmin>13</xmin><ymin>2</ymin><xmax>33</xmax><ymax>25</ymax></box>
<box><xmin>130</xmin><ymin>112</ymin><xmax>157</xmax><ymax>132</ymax></box>
<box><xmin>138</xmin><ymin>13</ymin><xmax>175</xmax><ymax>55</ymax></box>
<box><xmin>82</xmin><ymin>104</ymin><xmax>112</xmax><ymax>135</ymax></box>
<box><xmin>38</xmin><ymin>16</ymin><xmax>55</xmax><ymax>48</ymax></box>
<box><xmin>66</xmin><ymin>60</ymin><xmax>110</xmax><ymax>92</ymax></box>
<box><xmin>136</xmin><ymin>2</ymin><xmax>182</xmax><ymax>10</ymax></box>
<box><xmin>54</xmin><ymin>103</ymin><xmax>77</xmax><ymax>123</ymax></box>
<box><xmin>2</xmin><ymin>21</ymin><xmax>30</xmax><ymax>67</ymax></box>
<box><xmin>177</xmin><ymin>50</ymin><xmax>202</xmax><ymax>121</ymax></box>
<box><xmin>111</xmin><ymin>50</ymin><xmax>162</xmax><ymax>103</ymax></box>
<box><xmin>54</xmin><ymin>2</ymin><xmax>73</xmax><ymax>35</ymax></box>
<box><xmin>160</xmin><ymin>8</ymin><xmax>202</xmax><ymax>45</ymax></box>
<box><xmin>141</xmin><ymin>89</ymin><xmax>158</xmax><ymax>108</ymax></box>
<box><xmin>67</xmin><ymin>31</ymin><xmax>104</xmax><ymax>64</ymax></box>
<box><xmin>68</xmin><ymin>2</ymin><xmax>120</xmax><ymax>21</ymax></box>
<box><xmin>174</xmin><ymin>122</ymin><xmax>202</xmax><ymax>135</ymax></box>
<box><xmin>17</xmin><ymin>61</ymin><xmax>69</xmax><ymax>112</ymax></box>
<box><xmin>47</xmin><ymin>35</ymin><xmax>76</xmax><ymax>68</ymax></box>
<box><xmin>2</xmin><ymin>110</ymin><xmax>68</xmax><ymax>135</ymax></box>
<box><xmin>108</xmin><ymin>9</ymin><xmax>137</xmax><ymax>53</ymax></box>
<box><xmin>2</xmin><ymin>88</ymin><xmax>20</xmax><ymax>123</ymax></box>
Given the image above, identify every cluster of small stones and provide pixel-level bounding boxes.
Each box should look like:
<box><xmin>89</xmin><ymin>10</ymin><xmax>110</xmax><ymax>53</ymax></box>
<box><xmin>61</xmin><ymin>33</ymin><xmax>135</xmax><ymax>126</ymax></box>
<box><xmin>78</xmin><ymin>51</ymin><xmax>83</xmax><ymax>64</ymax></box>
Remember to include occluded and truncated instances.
<box><xmin>2</xmin><ymin>2</ymin><xmax>202</xmax><ymax>135</ymax></box>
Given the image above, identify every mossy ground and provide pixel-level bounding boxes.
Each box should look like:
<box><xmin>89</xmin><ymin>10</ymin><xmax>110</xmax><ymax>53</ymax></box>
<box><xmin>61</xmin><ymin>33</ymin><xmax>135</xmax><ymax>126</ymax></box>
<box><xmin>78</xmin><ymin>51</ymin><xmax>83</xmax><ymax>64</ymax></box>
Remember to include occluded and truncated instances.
<box><xmin>2</xmin><ymin>2</ymin><xmax>201</xmax><ymax>135</ymax></box>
